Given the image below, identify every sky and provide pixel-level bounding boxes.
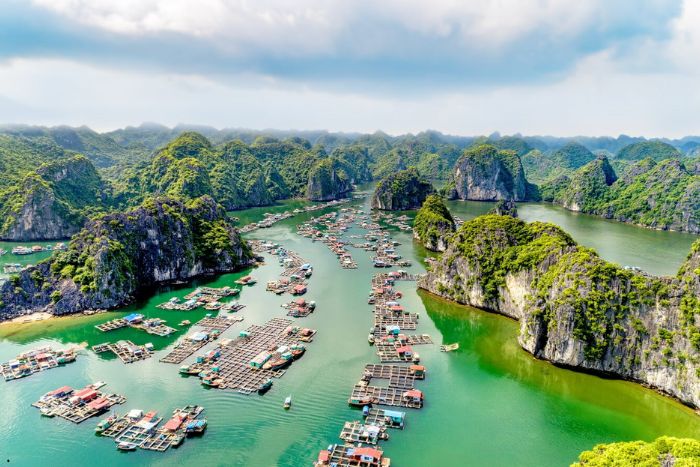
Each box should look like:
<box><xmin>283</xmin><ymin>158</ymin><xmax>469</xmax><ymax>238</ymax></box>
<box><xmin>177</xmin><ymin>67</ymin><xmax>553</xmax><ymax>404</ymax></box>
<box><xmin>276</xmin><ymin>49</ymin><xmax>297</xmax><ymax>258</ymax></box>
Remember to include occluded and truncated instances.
<box><xmin>1</xmin><ymin>0</ymin><xmax>699</xmax><ymax>137</ymax></box>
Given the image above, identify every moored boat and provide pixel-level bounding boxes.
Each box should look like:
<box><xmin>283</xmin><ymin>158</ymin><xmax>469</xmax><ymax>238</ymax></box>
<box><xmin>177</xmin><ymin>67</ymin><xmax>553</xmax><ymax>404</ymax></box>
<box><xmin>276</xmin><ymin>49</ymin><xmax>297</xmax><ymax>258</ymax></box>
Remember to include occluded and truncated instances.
<box><xmin>117</xmin><ymin>442</ymin><xmax>137</xmax><ymax>451</ymax></box>
<box><xmin>258</xmin><ymin>378</ymin><xmax>273</xmax><ymax>394</ymax></box>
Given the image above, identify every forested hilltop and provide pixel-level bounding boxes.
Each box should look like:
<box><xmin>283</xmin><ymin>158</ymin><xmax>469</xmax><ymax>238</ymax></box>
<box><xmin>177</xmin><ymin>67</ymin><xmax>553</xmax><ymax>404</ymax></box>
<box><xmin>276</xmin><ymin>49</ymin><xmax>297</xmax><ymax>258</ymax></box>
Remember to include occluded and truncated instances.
<box><xmin>1</xmin><ymin>123</ymin><xmax>700</xmax><ymax>240</ymax></box>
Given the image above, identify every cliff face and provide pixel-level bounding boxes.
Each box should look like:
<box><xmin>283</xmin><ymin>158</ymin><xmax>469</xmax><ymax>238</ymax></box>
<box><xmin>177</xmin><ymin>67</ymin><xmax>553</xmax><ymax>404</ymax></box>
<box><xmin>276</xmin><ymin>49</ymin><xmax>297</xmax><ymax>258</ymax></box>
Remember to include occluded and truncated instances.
<box><xmin>371</xmin><ymin>167</ymin><xmax>435</xmax><ymax>210</ymax></box>
<box><xmin>555</xmin><ymin>156</ymin><xmax>617</xmax><ymax>212</ymax></box>
<box><xmin>451</xmin><ymin>144</ymin><xmax>530</xmax><ymax>201</ymax></box>
<box><xmin>0</xmin><ymin>156</ymin><xmax>107</xmax><ymax>241</ymax></box>
<box><xmin>543</xmin><ymin>157</ymin><xmax>700</xmax><ymax>233</ymax></box>
<box><xmin>413</xmin><ymin>194</ymin><xmax>455</xmax><ymax>251</ymax></box>
<box><xmin>306</xmin><ymin>158</ymin><xmax>353</xmax><ymax>201</ymax></box>
<box><xmin>0</xmin><ymin>196</ymin><xmax>252</xmax><ymax>320</ymax></box>
<box><xmin>419</xmin><ymin>214</ymin><xmax>700</xmax><ymax>407</ymax></box>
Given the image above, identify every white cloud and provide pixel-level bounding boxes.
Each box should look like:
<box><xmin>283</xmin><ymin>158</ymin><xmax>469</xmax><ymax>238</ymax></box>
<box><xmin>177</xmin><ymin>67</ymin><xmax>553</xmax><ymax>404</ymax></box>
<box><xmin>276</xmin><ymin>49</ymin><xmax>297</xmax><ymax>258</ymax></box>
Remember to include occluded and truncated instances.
<box><xmin>31</xmin><ymin>0</ymin><xmax>672</xmax><ymax>55</ymax></box>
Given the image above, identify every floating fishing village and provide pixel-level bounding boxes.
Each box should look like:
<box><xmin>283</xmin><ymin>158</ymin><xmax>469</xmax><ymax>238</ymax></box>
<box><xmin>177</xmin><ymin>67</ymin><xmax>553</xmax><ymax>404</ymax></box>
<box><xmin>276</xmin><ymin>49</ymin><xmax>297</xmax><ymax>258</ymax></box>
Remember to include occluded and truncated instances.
<box><xmin>0</xmin><ymin>195</ymin><xmax>467</xmax><ymax>465</ymax></box>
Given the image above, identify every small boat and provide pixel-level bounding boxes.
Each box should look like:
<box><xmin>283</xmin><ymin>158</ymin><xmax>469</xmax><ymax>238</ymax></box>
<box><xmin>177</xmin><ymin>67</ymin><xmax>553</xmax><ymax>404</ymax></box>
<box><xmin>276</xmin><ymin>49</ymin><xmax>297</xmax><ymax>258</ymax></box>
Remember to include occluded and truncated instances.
<box><xmin>283</xmin><ymin>395</ymin><xmax>292</xmax><ymax>410</ymax></box>
<box><xmin>117</xmin><ymin>442</ymin><xmax>137</xmax><ymax>451</ymax></box>
<box><xmin>179</xmin><ymin>320</ymin><xmax>191</xmax><ymax>327</ymax></box>
<box><xmin>95</xmin><ymin>415</ymin><xmax>116</xmax><ymax>433</ymax></box>
<box><xmin>40</xmin><ymin>407</ymin><xmax>55</xmax><ymax>417</ymax></box>
<box><xmin>368</xmin><ymin>334</ymin><xmax>375</xmax><ymax>345</ymax></box>
<box><xmin>258</xmin><ymin>378</ymin><xmax>273</xmax><ymax>394</ymax></box>
<box><xmin>440</xmin><ymin>343</ymin><xmax>460</xmax><ymax>352</ymax></box>
<box><xmin>90</xmin><ymin>381</ymin><xmax>107</xmax><ymax>390</ymax></box>
<box><xmin>184</xmin><ymin>419</ymin><xmax>207</xmax><ymax>434</ymax></box>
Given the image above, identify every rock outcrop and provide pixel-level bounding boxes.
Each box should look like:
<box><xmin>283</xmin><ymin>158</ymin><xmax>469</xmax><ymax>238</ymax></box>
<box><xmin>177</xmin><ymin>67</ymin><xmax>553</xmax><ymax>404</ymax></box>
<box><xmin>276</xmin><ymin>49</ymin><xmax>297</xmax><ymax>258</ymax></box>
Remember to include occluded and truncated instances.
<box><xmin>489</xmin><ymin>200</ymin><xmax>518</xmax><ymax>217</ymax></box>
<box><xmin>542</xmin><ymin>156</ymin><xmax>700</xmax><ymax>233</ymax></box>
<box><xmin>419</xmin><ymin>214</ymin><xmax>700</xmax><ymax>407</ymax></box>
<box><xmin>450</xmin><ymin>144</ymin><xmax>531</xmax><ymax>201</ymax></box>
<box><xmin>0</xmin><ymin>195</ymin><xmax>252</xmax><ymax>320</ymax></box>
<box><xmin>413</xmin><ymin>194</ymin><xmax>455</xmax><ymax>251</ymax></box>
<box><xmin>555</xmin><ymin>156</ymin><xmax>617</xmax><ymax>212</ymax></box>
<box><xmin>371</xmin><ymin>168</ymin><xmax>435</xmax><ymax>210</ymax></box>
<box><xmin>0</xmin><ymin>155</ymin><xmax>107</xmax><ymax>240</ymax></box>
<box><xmin>306</xmin><ymin>158</ymin><xmax>353</xmax><ymax>201</ymax></box>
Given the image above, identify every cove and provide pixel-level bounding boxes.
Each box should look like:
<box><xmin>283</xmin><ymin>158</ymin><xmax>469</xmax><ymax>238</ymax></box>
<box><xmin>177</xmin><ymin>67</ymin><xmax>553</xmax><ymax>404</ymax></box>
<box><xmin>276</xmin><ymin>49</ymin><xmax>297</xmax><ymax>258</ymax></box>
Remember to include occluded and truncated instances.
<box><xmin>0</xmin><ymin>195</ymin><xmax>698</xmax><ymax>466</ymax></box>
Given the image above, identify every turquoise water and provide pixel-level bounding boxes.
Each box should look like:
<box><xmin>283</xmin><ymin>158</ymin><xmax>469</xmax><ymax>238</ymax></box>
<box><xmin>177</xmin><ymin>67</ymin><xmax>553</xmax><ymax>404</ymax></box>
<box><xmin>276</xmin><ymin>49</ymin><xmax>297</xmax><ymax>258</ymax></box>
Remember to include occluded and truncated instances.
<box><xmin>0</xmin><ymin>197</ymin><xmax>698</xmax><ymax>466</ymax></box>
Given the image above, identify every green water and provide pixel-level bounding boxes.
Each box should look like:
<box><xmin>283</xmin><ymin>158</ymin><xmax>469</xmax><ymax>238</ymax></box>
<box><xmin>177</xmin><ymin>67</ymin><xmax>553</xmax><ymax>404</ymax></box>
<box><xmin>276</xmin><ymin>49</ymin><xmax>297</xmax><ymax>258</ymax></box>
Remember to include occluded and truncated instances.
<box><xmin>1</xmin><ymin>198</ymin><xmax>699</xmax><ymax>466</ymax></box>
<box><xmin>0</xmin><ymin>240</ymin><xmax>60</xmax><ymax>280</ymax></box>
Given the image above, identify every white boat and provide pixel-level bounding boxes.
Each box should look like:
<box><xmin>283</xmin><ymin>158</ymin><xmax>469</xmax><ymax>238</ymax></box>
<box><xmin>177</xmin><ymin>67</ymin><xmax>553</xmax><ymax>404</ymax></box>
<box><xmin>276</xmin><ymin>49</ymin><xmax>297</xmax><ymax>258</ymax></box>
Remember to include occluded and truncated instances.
<box><xmin>117</xmin><ymin>442</ymin><xmax>137</xmax><ymax>451</ymax></box>
<box><xmin>283</xmin><ymin>395</ymin><xmax>292</xmax><ymax>410</ymax></box>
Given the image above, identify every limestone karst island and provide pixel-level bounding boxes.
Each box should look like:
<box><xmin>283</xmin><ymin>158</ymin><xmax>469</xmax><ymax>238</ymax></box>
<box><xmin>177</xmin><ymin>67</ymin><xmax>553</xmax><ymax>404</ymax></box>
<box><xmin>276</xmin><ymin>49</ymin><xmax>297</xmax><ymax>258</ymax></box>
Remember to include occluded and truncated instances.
<box><xmin>1</xmin><ymin>1</ymin><xmax>700</xmax><ymax>466</ymax></box>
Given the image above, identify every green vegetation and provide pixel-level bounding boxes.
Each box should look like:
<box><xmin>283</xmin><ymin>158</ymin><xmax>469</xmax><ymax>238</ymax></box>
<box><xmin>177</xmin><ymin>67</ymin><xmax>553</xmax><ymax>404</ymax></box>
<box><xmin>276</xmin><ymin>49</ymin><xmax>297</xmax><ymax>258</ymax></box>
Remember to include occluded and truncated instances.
<box><xmin>0</xmin><ymin>155</ymin><xmax>108</xmax><ymax>239</ymax></box>
<box><xmin>573</xmin><ymin>436</ymin><xmax>700</xmax><ymax>466</ymax></box>
<box><xmin>413</xmin><ymin>194</ymin><xmax>455</xmax><ymax>250</ymax></box>
<box><xmin>522</xmin><ymin>142</ymin><xmax>596</xmax><ymax>184</ymax></box>
<box><xmin>616</xmin><ymin>141</ymin><xmax>681</xmax><ymax>162</ymax></box>
<box><xmin>543</xmin><ymin>156</ymin><xmax>700</xmax><ymax>232</ymax></box>
<box><xmin>371</xmin><ymin>167</ymin><xmax>435</xmax><ymax>210</ymax></box>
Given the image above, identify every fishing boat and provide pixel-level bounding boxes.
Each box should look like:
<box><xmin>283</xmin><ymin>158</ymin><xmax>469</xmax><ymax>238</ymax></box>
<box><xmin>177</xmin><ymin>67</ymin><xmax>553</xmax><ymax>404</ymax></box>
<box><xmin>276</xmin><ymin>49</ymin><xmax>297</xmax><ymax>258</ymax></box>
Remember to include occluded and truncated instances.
<box><xmin>201</xmin><ymin>375</ymin><xmax>222</xmax><ymax>387</ymax></box>
<box><xmin>440</xmin><ymin>343</ymin><xmax>460</xmax><ymax>352</ymax></box>
<box><xmin>95</xmin><ymin>415</ymin><xmax>117</xmax><ymax>433</ymax></box>
<box><xmin>283</xmin><ymin>395</ymin><xmax>292</xmax><ymax>410</ymax></box>
<box><xmin>178</xmin><ymin>320</ymin><xmax>191</xmax><ymax>327</ymax></box>
<box><xmin>290</xmin><ymin>344</ymin><xmax>306</xmax><ymax>359</ymax></box>
<box><xmin>179</xmin><ymin>364</ymin><xmax>200</xmax><ymax>375</ymax></box>
<box><xmin>368</xmin><ymin>334</ymin><xmax>375</xmax><ymax>345</ymax></box>
<box><xmin>258</xmin><ymin>378</ymin><xmax>273</xmax><ymax>394</ymax></box>
<box><xmin>262</xmin><ymin>355</ymin><xmax>291</xmax><ymax>371</ymax></box>
<box><xmin>117</xmin><ymin>442</ymin><xmax>137</xmax><ymax>451</ymax></box>
<box><xmin>184</xmin><ymin>419</ymin><xmax>207</xmax><ymax>434</ymax></box>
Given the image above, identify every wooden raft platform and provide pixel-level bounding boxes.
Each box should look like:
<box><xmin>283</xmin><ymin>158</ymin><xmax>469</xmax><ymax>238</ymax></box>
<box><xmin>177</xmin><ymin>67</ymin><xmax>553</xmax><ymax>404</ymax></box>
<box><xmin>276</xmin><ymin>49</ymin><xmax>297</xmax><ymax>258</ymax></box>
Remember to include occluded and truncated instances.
<box><xmin>1</xmin><ymin>346</ymin><xmax>77</xmax><ymax>381</ymax></box>
<box><xmin>95</xmin><ymin>319</ymin><xmax>127</xmax><ymax>332</ymax></box>
<box><xmin>349</xmin><ymin>385</ymin><xmax>422</xmax><ymax>409</ymax></box>
<box><xmin>32</xmin><ymin>387</ymin><xmax>126</xmax><ymax>424</ymax></box>
<box><xmin>92</xmin><ymin>341</ymin><xmax>152</xmax><ymax>364</ymax></box>
<box><xmin>320</xmin><ymin>444</ymin><xmax>389</xmax><ymax>467</ymax></box>
<box><xmin>184</xmin><ymin>318</ymin><xmax>315</xmax><ymax>394</ymax></box>
<box><xmin>364</xmin><ymin>408</ymin><xmax>405</xmax><ymax>430</ymax></box>
<box><xmin>339</xmin><ymin>421</ymin><xmax>388</xmax><ymax>445</ymax></box>
<box><xmin>195</xmin><ymin>316</ymin><xmax>243</xmax><ymax>333</ymax></box>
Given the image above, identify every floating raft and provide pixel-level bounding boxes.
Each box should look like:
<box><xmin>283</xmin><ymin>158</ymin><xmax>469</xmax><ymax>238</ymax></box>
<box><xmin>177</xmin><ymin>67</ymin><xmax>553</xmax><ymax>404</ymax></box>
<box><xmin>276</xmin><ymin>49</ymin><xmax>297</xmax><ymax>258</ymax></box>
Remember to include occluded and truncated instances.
<box><xmin>99</xmin><ymin>405</ymin><xmax>206</xmax><ymax>453</ymax></box>
<box><xmin>364</xmin><ymin>408</ymin><xmax>405</xmax><ymax>430</ymax></box>
<box><xmin>195</xmin><ymin>316</ymin><xmax>243</xmax><ymax>333</ymax></box>
<box><xmin>95</xmin><ymin>319</ymin><xmax>128</xmax><ymax>332</ymax></box>
<box><xmin>1</xmin><ymin>346</ymin><xmax>77</xmax><ymax>381</ymax></box>
<box><xmin>32</xmin><ymin>384</ymin><xmax>126</xmax><ymax>424</ymax></box>
<box><xmin>440</xmin><ymin>343</ymin><xmax>460</xmax><ymax>352</ymax></box>
<box><xmin>315</xmin><ymin>443</ymin><xmax>390</xmax><ymax>467</ymax></box>
<box><xmin>182</xmin><ymin>317</ymin><xmax>316</xmax><ymax>394</ymax></box>
<box><xmin>339</xmin><ymin>421</ymin><xmax>388</xmax><ymax>445</ymax></box>
<box><xmin>92</xmin><ymin>340</ymin><xmax>153</xmax><ymax>364</ymax></box>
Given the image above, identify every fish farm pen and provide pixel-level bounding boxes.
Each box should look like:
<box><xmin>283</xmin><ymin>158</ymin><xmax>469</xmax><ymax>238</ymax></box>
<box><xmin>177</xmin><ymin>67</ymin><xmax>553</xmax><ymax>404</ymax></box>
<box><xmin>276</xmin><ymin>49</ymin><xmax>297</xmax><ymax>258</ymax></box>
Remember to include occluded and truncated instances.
<box><xmin>32</xmin><ymin>383</ymin><xmax>126</xmax><ymax>423</ymax></box>
<box><xmin>92</xmin><ymin>340</ymin><xmax>154</xmax><ymax>364</ymax></box>
<box><xmin>1</xmin><ymin>346</ymin><xmax>78</xmax><ymax>381</ymax></box>
<box><xmin>178</xmin><ymin>317</ymin><xmax>317</xmax><ymax>394</ymax></box>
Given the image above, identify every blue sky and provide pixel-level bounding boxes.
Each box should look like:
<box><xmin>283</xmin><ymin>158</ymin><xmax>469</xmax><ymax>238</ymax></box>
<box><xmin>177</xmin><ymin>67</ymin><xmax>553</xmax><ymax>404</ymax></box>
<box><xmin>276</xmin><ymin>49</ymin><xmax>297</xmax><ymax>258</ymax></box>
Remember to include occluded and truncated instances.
<box><xmin>1</xmin><ymin>0</ymin><xmax>699</xmax><ymax>137</ymax></box>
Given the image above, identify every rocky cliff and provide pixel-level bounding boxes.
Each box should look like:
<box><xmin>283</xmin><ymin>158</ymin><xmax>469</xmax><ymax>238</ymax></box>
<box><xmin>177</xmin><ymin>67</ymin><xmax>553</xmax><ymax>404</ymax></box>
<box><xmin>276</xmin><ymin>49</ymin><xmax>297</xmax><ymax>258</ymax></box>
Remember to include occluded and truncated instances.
<box><xmin>419</xmin><ymin>214</ymin><xmax>700</xmax><ymax>407</ymax></box>
<box><xmin>371</xmin><ymin>167</ymin><xmax>435</xmax><ymax>210</ymax></box>
<box><xmin>0</xmin><ymin>155</ymin><xmax>107</xmax><ymax>240</ymax></box>
<box><xmin>413</xmin><ymin>194</ymin><xmax>455</xmax><ymax>251</ymax></box>
<box><xmin>554</xmin><ymin>156</ymin><xmax>617</xmax><ymax>212</ymax></box>
<box><xmin>542</xmin><ymin>157</ymin><xmax>700</xmax><ymax>233</ymax></box>
<box><xmin>306</xmin><ymin>158</ymin><xmax>353</xmax><ymax>201</ymax></box>
<box><xmin>0</xmin><ymin>195</ymin><xmax>252</xmax><ymax>320</ymax></box>
<box><xmin>450</xmin><ymin>144</ymin><xmax>532</xmax><ymax>201</ymax></box>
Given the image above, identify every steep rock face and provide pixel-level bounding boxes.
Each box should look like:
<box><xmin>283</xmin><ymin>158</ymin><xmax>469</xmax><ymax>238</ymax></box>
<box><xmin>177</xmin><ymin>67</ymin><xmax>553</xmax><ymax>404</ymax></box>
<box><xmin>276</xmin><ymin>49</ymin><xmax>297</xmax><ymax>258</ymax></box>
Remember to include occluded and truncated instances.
<box><xmin>371</xmin><ymin>168</ymin><xmax>435</xmax><ymax>210</ymax></box>
<box><xmin>306</xmin><ymin>158</ymin><xmax>352</xmax><ymax>201</ymax></box>
<box><xmin>412</xmin><ymin>194</ymin><xmax>455</xmax><ymax>251</ymax></box>
<box><xmin>419</xmin><ymin>214</ymin><xmax>700</xmax><ymax>407</ymax></box>
<box><xmin>451</xmin><ymin>144</ymin><xmax>529</xmax><ymax>201</ymax></box>
<box><xmin>489</xmin><ymin>200</ymin><xmax>518</xmax><ymax>217</ymax></box>
<box><xmin>543</xmin><ymin>157</ymin><xmax>700</xmax><ymax>233</ymax></box>
<box><xmin>0</xmin><ymin>156</ymin><xmax>106</xmax><ymax>241</ymax></box>
<box><xmin>0</xmin><ymin>196</ymin><xmax>252</xmax><ymax>320</ymax></box>
<box><xmin>555</xmin><ymin>156</ymin><xmax>617</xmax><ymax>212</ymax></box>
